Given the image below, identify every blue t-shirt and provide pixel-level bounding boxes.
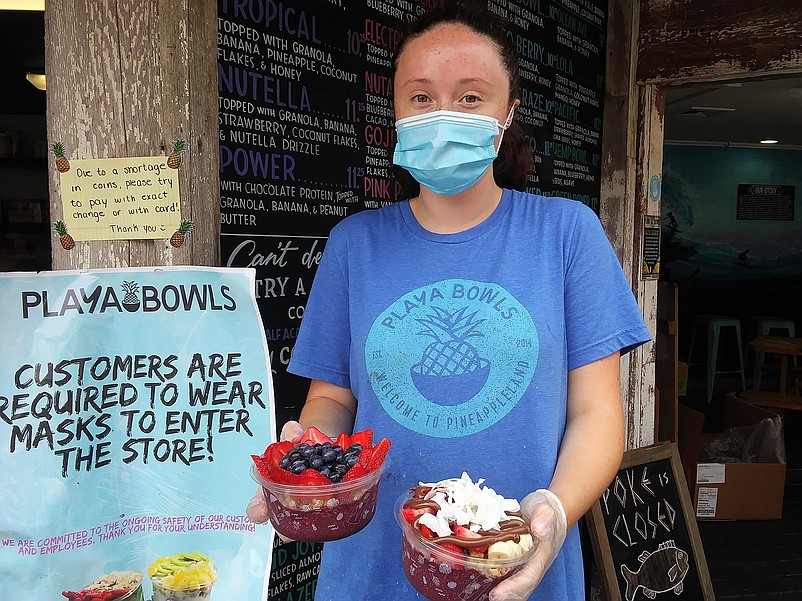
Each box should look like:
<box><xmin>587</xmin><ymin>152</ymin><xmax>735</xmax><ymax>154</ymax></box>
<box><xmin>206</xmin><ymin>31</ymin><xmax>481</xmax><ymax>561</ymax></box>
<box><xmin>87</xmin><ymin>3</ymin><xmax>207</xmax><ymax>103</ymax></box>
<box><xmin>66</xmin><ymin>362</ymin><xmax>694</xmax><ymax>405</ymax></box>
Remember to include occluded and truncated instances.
<box><xmin>288</xmin><ymin>189</ymin><xmax>650</xmax><ymax>600</ymax></box>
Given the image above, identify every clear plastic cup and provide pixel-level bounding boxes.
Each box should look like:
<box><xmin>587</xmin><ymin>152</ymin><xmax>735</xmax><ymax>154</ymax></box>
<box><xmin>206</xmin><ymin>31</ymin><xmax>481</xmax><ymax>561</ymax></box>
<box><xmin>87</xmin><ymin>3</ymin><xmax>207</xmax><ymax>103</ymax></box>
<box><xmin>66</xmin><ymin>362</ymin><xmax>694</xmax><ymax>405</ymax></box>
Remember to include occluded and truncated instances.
<box><xmin>251</xmin><ymin>457</ymin><xmax>389</xmax><ymax>542</ymax></box>
<box><xmin>150</xmin><ymin>579</ymin><xmax>213</xmax><ymax>601</ymax></box>
<box><xmin>117</xmin><ymin>585</ymin><xmax>144</xmax><ymax>601</ymax></box>
<box><xmin>80</xmin><ymin>570</ymin><xmax>144</xmax><ymax>601</ymax></box>
<box><xmin>394</xmin><ymin>490</ymin><xmax>536</xmax><ymax>601</ymax></box>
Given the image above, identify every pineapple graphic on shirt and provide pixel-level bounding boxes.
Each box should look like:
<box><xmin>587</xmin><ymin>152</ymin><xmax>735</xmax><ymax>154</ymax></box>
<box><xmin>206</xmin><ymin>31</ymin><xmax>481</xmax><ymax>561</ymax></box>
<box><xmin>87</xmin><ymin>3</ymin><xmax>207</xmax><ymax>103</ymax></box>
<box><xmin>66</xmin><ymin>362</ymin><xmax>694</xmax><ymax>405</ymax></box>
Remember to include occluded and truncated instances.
<box><xmin>411</xmin><ymin>306</ymin><xmax>491</xmax><ymax>406</ymax></box>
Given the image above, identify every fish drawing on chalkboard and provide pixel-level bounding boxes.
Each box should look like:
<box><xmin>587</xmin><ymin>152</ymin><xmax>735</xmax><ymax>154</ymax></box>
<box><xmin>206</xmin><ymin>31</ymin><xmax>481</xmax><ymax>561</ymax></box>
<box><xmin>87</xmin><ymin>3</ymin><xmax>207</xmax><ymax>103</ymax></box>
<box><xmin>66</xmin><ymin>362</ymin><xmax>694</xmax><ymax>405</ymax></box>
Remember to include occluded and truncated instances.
<box><xmin>621</xmin><ymin>540</ymin><xmax>690</xmax><ymax>600</ymax></box>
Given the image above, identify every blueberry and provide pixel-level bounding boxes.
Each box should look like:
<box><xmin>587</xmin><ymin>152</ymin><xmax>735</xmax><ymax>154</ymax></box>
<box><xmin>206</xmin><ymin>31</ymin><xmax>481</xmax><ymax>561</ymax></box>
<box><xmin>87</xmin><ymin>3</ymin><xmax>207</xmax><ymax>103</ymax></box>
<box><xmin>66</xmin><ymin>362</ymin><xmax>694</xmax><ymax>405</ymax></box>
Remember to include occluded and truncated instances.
<box><xmin>345</xmin><ymin>454</ymin><xmax>359</xmax><ymax>468</ymax></box>
<box><xmin>332</xmin><ymin>445</ymin><xmax>343</xmax><ymax>453</ymax></box>
<box><xmin>310</xmin><ymin>457</ymin><xmax>325</xmax><ymax>470</ymax></box>
<box><xmin>330</xmin><ymin>473</ymin><xmax>341</xmax><ymax>483</ymax></box>
<box><xmin>290</xmin><ymin>460</ymin><xmax>307</xmax><ymax>474</ymax></box>
<box><xmin>300</xmin><ymin>446</ymin><xmax>316</xmax><ymax>459</ymax></box>
<box><xmin>348</xmin><ymin>443</ymin><xmax>363</xmax><ymax>453</ymax></box>
<box><xmin>314</xmin><ymin>443</ymin><xmax>323</xmax><ymax>450</ymax></box>
<box><xmin>322</xmin><ymin>449</ymin><xmax>338</xmax><ymax>463</ymax></box>
<box><xmin>319</xmin><ymin>466</ymin><xmax>331</xmax><ymax>478</ymax></box>
<box><xmin>280</xmin><ymin>455</ymin><xmax>291</xmax><ymax>469</ymax></box>
<box><xmin>298</xmin><ymin>442</ymin><xmax>309</xmax><ymax>451</ymax></box>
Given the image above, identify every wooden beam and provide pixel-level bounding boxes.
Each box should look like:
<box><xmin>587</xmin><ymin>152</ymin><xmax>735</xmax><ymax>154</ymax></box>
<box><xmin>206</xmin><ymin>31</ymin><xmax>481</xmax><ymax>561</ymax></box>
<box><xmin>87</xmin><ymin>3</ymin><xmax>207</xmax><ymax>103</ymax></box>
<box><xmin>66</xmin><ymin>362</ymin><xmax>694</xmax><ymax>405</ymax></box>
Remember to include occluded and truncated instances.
<box><xmin>638</xmin><ymin>0</ymin><xmax>802</xmax><ymax>84</ymax></box>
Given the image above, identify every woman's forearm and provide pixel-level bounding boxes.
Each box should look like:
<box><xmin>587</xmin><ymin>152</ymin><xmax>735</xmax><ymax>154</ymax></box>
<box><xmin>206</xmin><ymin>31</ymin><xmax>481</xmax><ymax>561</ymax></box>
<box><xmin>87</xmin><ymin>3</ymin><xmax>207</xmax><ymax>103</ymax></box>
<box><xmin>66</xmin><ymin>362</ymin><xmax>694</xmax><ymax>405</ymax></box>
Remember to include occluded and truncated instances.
<box><xmin>549</xmin><ymin>409</ymin><xmax>624</xmax><ymax>527</ymax></box>
<box><xmin>548</xmin><ymin>352</ymin><xmax>625</xmax><ymax>527</ymax></box>
<box><xmin>295</xmin><ymin>379</ymin><xmax>359</xmax><ymax>439</ymax></box>
<box><xmin>298</xmin><ymin>395</ymin><xmax>357</xmax><ymax>438</ymax></box>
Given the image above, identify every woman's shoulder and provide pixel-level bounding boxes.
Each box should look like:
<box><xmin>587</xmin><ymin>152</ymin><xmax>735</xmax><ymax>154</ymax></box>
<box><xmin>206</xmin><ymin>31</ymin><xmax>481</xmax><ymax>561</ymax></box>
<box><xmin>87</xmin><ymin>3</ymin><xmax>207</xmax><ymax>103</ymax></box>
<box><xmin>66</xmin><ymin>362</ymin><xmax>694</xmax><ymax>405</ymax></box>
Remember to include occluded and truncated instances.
<box><xmin>326</xmin><ymin>201</ymin><xmax>406</xmax><ymax>245</ymax></box>
<box><xmin>505</xmin><ymin>189</ymin><xmax>597</xmax><ymax>223</ymax></box>
<box><xmin>333</xmin><ymin>201</ymin><xmax>403</xmax><ymax>229</ymax></box>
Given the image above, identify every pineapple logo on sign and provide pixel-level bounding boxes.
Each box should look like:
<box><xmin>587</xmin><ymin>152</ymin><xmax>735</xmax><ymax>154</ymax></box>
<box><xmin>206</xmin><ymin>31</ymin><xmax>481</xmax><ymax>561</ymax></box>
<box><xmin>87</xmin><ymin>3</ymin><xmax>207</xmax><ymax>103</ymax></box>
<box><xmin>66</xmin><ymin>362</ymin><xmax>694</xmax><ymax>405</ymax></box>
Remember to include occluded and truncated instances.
<box><xmin>365</xmin><ymin>279</ymin><xmax>538</xmax><ymax>438</ymax></box>
<box><xmin>121</xmin><ymin>281</ymin><xmax>141</xmax><ymax>312</ymax></box>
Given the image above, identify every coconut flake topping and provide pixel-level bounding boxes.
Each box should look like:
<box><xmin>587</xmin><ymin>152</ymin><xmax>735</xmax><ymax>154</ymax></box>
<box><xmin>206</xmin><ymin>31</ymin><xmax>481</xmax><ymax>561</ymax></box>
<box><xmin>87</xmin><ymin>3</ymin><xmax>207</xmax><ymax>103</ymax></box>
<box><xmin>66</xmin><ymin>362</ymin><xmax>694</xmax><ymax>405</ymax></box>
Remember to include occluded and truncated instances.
<box><xmin>417</xmin><ymin>472</ymin><xmax>522</xmax><ymax>535</ymax></box>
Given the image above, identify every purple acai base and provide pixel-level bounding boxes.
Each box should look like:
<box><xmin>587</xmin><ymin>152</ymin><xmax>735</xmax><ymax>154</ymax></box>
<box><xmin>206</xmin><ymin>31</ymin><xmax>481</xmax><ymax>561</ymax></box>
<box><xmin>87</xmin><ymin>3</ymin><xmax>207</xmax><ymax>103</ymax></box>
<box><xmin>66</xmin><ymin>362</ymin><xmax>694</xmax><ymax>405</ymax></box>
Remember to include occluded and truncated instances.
<box><xmin>263</xmin><ymin>482</ymin><xmax>380</xmax><ymax>542</ymax></box>
<box><xmin>401</xmin><ymin>535</ymin><xmax>520</xmax><ymax>601</ymax></box>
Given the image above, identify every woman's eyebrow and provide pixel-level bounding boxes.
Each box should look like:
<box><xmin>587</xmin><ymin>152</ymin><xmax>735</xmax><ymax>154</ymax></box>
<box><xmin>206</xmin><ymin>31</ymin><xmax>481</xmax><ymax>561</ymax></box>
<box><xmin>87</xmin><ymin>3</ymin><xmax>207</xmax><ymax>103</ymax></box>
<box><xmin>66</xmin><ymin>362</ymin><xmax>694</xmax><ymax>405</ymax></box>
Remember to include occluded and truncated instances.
<box><xmin>398</xmin><ymin>77</ymin><xmax>492</xmax><ymax>87</ymax></box>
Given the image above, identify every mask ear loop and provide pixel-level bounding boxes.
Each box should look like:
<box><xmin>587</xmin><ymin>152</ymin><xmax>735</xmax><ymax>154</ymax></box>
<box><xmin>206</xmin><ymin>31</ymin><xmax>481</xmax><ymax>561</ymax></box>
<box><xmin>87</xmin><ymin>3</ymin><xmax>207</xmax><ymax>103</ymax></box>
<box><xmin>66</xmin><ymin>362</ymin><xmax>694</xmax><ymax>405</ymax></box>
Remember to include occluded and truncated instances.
<box><xmin>494</xmin><ymin>103</ymin><xmax>518</xmax><ymax>153</ymax></box>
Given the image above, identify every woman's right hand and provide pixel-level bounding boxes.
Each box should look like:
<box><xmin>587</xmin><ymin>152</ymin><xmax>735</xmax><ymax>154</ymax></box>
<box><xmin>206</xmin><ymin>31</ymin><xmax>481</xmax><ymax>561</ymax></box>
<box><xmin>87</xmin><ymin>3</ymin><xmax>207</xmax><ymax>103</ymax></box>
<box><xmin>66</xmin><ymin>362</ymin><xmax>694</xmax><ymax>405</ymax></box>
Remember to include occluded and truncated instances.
<box><xmin>245</xmin><ymin>420</ymin><xmax>306</xmax><ymax>525</ymax></box>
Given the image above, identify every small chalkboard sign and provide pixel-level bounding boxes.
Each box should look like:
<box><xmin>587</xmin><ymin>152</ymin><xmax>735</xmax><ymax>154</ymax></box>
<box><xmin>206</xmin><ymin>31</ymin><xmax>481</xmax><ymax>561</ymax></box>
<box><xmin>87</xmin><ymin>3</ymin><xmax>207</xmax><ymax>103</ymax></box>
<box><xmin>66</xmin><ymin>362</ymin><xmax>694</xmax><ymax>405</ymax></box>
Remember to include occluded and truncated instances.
<box><xmin>586</xmin><ymin>442</ymin><xmax>714</xmax><ymax>601</ymax></box>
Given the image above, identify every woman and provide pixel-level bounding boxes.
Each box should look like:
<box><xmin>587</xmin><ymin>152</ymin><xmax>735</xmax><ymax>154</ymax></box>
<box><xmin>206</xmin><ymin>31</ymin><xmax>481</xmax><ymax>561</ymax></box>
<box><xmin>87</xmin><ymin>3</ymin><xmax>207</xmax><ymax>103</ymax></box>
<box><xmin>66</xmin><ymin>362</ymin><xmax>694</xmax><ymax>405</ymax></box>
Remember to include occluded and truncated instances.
<box><xmin>249</xmin><ymin>3</ymin><xmax>650</xmax><ymax>599</ymax></box>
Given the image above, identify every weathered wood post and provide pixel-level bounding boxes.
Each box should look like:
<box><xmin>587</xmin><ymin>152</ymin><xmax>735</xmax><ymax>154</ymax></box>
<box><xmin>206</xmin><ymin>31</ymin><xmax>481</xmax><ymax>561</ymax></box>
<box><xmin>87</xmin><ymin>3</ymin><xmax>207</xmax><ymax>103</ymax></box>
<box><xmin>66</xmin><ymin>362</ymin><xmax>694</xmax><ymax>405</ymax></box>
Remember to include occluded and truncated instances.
<box><xmin>45</xmin><ymin>0</ymin><xmax>219</xmax><ymax>269</ymax></box>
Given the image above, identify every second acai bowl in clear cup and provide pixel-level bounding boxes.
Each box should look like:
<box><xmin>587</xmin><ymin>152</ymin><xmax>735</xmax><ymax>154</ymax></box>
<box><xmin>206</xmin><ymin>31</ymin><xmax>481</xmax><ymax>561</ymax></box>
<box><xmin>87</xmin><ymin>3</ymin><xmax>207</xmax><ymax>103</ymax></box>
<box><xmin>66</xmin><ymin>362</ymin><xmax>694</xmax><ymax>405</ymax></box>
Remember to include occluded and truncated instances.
<box><xmin>394</xmin><ymin>473</ymin><xmax>537</xmax><ymax>601</ymax></box>
<box><xmin>251</xmin><ymin>427</ymin><xmax>391</xmax><ymax>542</ymax></box>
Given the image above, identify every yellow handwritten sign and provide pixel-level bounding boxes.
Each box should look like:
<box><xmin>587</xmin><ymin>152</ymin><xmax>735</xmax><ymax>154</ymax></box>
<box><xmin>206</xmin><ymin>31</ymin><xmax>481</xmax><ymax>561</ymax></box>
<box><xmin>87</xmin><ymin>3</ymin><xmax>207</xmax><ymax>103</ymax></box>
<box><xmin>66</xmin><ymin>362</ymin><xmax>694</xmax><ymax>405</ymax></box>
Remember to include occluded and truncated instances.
<box><xmin>58</xmin><ymin>156</ymin><xmax>181</xmax><ymax>241</ymax></box>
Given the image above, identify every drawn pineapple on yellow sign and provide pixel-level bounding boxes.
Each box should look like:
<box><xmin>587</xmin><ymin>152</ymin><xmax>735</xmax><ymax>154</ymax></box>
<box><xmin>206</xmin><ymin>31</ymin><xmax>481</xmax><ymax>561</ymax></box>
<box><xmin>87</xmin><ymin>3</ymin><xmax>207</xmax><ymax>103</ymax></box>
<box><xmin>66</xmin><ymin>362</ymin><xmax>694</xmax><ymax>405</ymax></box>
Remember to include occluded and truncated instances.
<box><xmin>54</xmin><ymin>220</ymin><xmax>75</xmax><ymax>250</ymax></box>
<box><xmin>52</xmin><ymin>142</ymin><xmax>70</xmax><ymax>172</ymax></box>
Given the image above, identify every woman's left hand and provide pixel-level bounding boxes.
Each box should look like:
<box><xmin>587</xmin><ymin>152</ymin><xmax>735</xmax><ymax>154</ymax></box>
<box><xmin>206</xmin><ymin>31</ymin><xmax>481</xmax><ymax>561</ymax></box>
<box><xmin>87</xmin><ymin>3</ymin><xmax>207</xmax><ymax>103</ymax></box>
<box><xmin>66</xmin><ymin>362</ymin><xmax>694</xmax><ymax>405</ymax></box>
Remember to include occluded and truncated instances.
<box><xmin>489</xmin><ymin>489</ymin><xmax>568</xmax><ymax>600</ymax></box>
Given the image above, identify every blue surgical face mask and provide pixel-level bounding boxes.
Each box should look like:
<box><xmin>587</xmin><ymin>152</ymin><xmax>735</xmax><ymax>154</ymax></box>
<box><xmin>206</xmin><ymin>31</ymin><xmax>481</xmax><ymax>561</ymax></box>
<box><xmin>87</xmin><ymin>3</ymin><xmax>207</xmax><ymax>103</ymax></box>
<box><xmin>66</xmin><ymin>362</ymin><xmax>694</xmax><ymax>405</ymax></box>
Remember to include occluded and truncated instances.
<box><xmin>393</xmin><ymin>108</ymin><xmax>513</xmax><ymax>196</ymax></box>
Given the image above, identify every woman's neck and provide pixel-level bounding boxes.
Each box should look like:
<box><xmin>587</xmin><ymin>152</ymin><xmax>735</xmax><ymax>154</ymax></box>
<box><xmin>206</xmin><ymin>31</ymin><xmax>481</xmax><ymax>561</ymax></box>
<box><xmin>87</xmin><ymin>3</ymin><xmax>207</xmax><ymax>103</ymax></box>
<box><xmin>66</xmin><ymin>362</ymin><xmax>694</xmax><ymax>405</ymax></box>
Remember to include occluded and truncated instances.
<box><xmin>409</xmin><ymin>172</ymin><xmax>503</xmax><ymax>234</ymax></box>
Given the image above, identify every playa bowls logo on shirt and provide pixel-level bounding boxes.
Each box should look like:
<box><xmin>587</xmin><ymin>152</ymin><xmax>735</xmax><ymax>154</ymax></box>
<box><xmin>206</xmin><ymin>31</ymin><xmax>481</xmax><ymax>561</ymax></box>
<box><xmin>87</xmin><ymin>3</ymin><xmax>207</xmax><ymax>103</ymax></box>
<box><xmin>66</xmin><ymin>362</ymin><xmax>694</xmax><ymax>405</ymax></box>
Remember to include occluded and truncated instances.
<box><xmin>365</xmin><ymin>279</ymin><xmax>538</xmax><ymax>438</ymax></box>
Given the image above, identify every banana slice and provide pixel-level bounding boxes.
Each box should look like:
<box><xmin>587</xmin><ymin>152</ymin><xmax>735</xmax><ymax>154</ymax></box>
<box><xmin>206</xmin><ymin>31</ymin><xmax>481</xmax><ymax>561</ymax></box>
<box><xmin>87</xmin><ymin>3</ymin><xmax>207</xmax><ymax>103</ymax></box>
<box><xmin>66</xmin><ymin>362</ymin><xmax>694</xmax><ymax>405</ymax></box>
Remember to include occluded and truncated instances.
<box><xmin>487</xmin><ymin>540</ymin><xmax>520</xmax><ymax>560</ymax></box>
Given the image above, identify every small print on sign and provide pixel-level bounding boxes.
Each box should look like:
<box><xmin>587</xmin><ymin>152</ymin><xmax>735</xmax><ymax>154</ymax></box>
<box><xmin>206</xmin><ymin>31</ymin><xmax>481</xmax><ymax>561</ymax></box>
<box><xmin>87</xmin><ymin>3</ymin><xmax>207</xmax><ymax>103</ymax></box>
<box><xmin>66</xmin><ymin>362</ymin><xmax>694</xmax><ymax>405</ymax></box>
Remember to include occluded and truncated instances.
<box><xmin>58</xmin><ymin>157</ymin><xmax>182</xmax><ymax>241</ymax></box>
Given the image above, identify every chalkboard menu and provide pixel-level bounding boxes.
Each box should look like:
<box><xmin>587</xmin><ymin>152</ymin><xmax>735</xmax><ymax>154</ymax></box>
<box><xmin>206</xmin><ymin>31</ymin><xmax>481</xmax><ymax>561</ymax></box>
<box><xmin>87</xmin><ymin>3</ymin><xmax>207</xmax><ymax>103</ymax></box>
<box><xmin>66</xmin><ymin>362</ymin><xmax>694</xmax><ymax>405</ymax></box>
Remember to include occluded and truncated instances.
<box><xmin>217</xmin><ymin>0</ymin><xmax>609</xmax><ymax>597</ymax></box>
<box><xmin>492</xmin><ymin>0</ymin><xmax>607</xmax><ymax>211</ymax></box>
<box><xmin>586</xmin><ymin>443</ymin><xmax>714</xmax><ymax>601</ymax></box>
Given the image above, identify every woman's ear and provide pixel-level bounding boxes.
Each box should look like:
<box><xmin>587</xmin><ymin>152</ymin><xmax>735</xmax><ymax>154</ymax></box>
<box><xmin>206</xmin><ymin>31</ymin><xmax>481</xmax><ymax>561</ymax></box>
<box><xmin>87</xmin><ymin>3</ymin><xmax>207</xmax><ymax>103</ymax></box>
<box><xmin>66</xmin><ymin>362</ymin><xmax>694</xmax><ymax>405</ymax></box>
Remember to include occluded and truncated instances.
<box><xmin>504</xmin><ymin>99</ymin><xmax>521</xmax><ymax>128</ymax></box>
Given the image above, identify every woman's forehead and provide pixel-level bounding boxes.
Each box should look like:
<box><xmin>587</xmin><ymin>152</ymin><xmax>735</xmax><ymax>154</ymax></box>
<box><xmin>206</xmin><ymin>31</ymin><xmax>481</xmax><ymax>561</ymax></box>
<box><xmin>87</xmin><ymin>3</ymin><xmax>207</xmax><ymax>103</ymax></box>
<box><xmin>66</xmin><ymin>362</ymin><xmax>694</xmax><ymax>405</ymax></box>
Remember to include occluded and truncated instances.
<box><xmin>397</xmin><ymin>23</ymin><xmax>502</xmax><ymax>62</ymax></box>
<box><xmin>395</xmin><ymin>24</ymin><xmax>507</xmax><ymax>78</ymax></box>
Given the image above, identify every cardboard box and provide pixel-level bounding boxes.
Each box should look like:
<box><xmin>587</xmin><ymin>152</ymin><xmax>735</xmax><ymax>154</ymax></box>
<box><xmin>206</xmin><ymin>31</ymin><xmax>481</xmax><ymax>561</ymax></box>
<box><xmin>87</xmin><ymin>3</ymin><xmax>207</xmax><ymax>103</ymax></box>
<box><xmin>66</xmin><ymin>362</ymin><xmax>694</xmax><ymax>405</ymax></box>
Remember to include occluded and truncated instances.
<box><xmin>678</xmin><ymin>397</ymin><xmax>786</xmax><ymax>520</ymax></box>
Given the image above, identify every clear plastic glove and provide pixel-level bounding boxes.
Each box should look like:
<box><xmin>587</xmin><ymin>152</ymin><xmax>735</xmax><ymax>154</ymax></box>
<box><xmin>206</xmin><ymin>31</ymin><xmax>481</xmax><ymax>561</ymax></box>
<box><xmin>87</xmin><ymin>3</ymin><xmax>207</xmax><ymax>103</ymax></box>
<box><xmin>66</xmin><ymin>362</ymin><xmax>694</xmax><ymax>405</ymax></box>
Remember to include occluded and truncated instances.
<box><xmin>489</xmin><ymin>489</ymin><xmax>568</xmax><ymax>601</ymax></box>
<box><xmin>245</xmin><ymin>420</ymin><xmax>305</xmax><ymax>525</ymax></box>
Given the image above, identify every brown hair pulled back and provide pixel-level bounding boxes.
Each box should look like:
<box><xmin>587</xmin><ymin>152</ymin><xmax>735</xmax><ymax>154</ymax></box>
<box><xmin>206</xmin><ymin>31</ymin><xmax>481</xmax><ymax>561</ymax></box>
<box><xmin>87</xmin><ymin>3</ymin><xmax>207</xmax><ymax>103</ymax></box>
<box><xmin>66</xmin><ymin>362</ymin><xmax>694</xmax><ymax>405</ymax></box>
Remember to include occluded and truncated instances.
<box><xmin>392</xmin><ymin>0</ymin><xmax>534</xmax><ymax>198</ymax></box>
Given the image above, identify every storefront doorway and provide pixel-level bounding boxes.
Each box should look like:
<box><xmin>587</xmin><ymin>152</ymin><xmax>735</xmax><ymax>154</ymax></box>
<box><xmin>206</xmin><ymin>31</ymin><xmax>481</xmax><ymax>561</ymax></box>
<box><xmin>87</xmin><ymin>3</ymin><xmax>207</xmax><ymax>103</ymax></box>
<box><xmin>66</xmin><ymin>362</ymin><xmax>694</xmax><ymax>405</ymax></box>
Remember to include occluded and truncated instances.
<box><xmin>661</xmin><ymin>76</ymin><xmax>802</xmax><ymax>401</ymax></box>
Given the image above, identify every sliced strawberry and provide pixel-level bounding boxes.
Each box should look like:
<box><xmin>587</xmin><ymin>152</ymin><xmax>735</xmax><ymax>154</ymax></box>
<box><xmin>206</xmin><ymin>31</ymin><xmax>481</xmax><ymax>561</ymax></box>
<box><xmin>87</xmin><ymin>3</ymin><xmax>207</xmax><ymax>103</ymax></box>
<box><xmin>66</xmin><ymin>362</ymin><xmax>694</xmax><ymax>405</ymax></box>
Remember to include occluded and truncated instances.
<box><xmin>402</xmin><ymin>504</ymin><xmax>434</xmax><ymax>524</ymax></box>
<box><xmin>251</xmin><ymin>455</ymin><xmax>273</xmax><ymax>480</ymax></box>
<box><xmin>419</xmin><ymin>523</ymin><xmax>435</xmax><ymax>538</ymax></box>
<box><xmin>433</xmin><ymin>542</ymin><xmax>466</xmax><ymax>568</ymax></box>
<box><xmin>348</xmin><ymin>428</ymin><xmax>373</xmax><ymax>449</ymax></box>
<box><xmin>334</xmin><ymin>432</ymin><xmax>350</xmax><ymax>449</ymax></box>
<box><xmin>265</xmin><ymin>441</ymin><xmax>292</xmax><ymax>467</ymax></box>
<box><xmin>440</xmin><ymin>542</ymin><xmax>465</xmax><ymax>555</ymax></box>
<box><xmin>266</xmin><ymin>466</ymin><xmax>304</xmax><ymax>485</ymax></box>
<box><xmin>274</xmin><ymin>440</ymin><xmax>295</xmax><ymax>456</ymax></box>
<box><xmin>361</xmin><ymin>437</ymin><xmax>391</xmax><ymax>472</ymax></box>
<box><xmin>342</xmin><ymin>462</ymin><xmax>367</xmax><ymax>481</ymax></box>
<box><xmin>452</xmin><ymin>524</ymin><xmax>488</xmax><ymax>553</ymax></box>
<box><xmin>97</xmin><ymin>590</ymin><xmax>130</xmax><ymax>601</ymax></box>
<box><xmin>300</xmin><ymin>426</ymin><xmax>332</xmax><ymax>445</ymax></box>
<box><xmin>298</xmin><ymin>468</ymin><xmax>332</xmax><ymax>486</ymax></box>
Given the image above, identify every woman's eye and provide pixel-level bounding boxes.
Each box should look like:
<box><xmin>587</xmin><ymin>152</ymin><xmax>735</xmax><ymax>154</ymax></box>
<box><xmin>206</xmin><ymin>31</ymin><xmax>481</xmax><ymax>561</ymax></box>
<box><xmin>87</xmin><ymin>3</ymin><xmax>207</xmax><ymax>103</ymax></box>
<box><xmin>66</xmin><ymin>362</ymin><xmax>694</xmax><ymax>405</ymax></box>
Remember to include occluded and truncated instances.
<box><xmin>412</xmin><ymin>94</ymin><xmax>430</xmax><ymax>103</ymax></box>
<box><xmin>462</xmin><ymin>95</ymin><xmax>479</xmax><ymax>104</ymax></box>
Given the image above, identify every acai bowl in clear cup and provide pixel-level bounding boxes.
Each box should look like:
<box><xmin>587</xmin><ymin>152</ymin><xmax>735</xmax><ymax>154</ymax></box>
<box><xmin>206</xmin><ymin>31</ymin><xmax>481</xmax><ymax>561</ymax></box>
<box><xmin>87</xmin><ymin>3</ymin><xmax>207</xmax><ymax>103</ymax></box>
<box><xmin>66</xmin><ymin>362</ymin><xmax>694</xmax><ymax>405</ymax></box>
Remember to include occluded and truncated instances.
<box><xmin>148</xmin><ymin>552</ymin><xmax>217</xmax><ymax>601</ymax></box>
<box><xmin>394</xmin><ymin>476</ymin><xmax>537</xmax><ymax>601</ymax></box>
<box><xmin>250</xmin><ymin>427</ymin><xmax>392</xmax><ymax>542</ymax></box>
<box><xmin>251</xmin><ymin>456</ymin><xmax>389</xmax><ymax>542</ymax></box>
<box><xmin>63</xmin><ymin>570</ymin><xmax>145</xmax><ymax>601</ymax></box>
